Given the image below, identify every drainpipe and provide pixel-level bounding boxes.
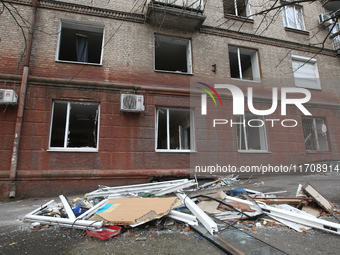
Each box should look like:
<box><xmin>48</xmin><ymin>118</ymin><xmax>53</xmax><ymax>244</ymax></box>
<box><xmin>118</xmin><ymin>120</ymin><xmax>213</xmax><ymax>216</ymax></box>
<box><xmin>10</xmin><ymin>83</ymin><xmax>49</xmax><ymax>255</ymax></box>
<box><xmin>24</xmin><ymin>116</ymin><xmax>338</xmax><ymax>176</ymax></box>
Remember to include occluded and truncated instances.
<box><xmin>9</xmin><ymin>0</ymin><xmax>38</xmax><ymax>198</ymax></box>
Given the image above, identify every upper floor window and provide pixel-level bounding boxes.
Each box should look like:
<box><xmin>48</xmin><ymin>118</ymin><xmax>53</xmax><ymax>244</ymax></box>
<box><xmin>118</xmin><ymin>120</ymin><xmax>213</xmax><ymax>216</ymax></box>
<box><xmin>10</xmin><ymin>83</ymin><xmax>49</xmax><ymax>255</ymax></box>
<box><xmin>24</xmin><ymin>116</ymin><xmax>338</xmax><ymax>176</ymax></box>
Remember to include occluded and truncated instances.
<box><xmin>49</xmin><ymin>101</ymin><xmax>100</xmax><ymax>152</ymax></box>
<box><xmin>291</xmin><ymin>55</ymin><xmax>321</xmax><ymax>90</ymax></box>
<box><xmin>236</xmin><ymin>113</ymin><xmax>268</xmax><ymax>151</ymax></box>
<box><xmin>229</xmin><ymin>46</ymin><xmax>260</xmax><ymax>81</ymax></box>
<box><xmin>282</xmin><ymin>5</ymin><xmax>305</xmax><ymax>30</ymax></box>
<box><xmin>155</xmin><ymin>107</ymin><xmax>194</xmax><ymax>152</ymax></box>
<box><xmin>56</xmin><ymin>20</ymin><xmax>104</xmax><ymax>65</ymax></box>
<box><xmin>154</xmin><ymin>35</ymin><xmax>192</xmax><ymax>74</ymax></box>
<box><xmin>302</xmin><ymin>117</ymin><xmax>329</xmax><ymax>151</ymax></box>
<box><xmin>223</xmin><ymin>0</ymin><xmax>250</xmax><ymax>17</ymax></box>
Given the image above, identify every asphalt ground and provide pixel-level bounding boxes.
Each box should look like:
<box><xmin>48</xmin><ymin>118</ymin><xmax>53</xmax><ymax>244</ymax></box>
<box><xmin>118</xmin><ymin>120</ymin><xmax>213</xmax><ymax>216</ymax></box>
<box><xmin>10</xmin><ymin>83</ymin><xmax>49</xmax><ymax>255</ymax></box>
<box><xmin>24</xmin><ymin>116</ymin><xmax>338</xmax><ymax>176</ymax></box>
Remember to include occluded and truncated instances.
<box><xmin>1</xmin><ymin>172</ymin><xmax>340</xmax><ymax>255</ymax></box>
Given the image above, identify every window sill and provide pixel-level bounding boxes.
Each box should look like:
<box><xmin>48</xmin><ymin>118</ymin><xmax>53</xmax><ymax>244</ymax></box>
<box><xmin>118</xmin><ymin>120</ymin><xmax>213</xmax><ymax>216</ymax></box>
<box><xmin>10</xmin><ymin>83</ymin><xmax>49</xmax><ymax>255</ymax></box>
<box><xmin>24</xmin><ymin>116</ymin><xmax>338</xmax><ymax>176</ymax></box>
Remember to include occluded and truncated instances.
<box><xmin>55</xmin><ymin>60</ymin><xmax>102</xmax><ymax>66</ymax></box>
<box><xmin>48</xmin><ymin>148</ymin><xmax>98</xmax><ymax>152</ymax></box>
<box><xmin>284</xmin><ymin>27</ymin><xmax>309</xmax><ymax>36</ymax></box>
<box><xmin>224</xmin><ymin>14</ymin><xmax>254</xmax><ymax>24</ymax></box>
<box><xmin>156</xmin><ymin>149</ymin><xmax>196</xmax><ymax>153</ymax></box>
<box><xmin>231</xmin><ymin>78</ymin><xmax>261</xmax><ymax>83</ymax></box>
<box><xmin>294</xmin><ymin>85</ymin><xmax>322</xmax><ymax>91</ymax></box>
<box><xmin>238</xmin><ymin>150</ymin><xmax>271</xmax><ymax>154</ymax></box>
<box><xmin>154</xmin><ymin>70</ymin><xmax>194</xmax><ymax>75</ymax></box>
<box><xmin>305</xmin><ymin>150</ymin><xmax>330</xmax><ymax>154</ymax></box>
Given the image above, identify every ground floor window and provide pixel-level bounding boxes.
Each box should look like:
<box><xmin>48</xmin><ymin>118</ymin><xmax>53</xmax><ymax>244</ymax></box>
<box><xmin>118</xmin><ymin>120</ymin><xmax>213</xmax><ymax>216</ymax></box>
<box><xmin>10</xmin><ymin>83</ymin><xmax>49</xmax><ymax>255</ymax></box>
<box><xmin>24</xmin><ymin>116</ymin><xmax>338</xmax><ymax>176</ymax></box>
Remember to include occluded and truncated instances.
<box><xmin>49</xmin><ymin>101</ymin><xmax>100</xmax><ymax>151</ymax></box>
<box><xmin>156</xmin><ymin>107</ymin><xmax>194</xmax><ymax>152</ymax></box>
<box><xmin>302</xmin><ymin>117</ymin><xmax>328</xmax><ymax>151</ymax></box>
<box><xmin>236</xmin><ymin>113</ymin><xmax>267</xmax><ymax>151</ymax></box>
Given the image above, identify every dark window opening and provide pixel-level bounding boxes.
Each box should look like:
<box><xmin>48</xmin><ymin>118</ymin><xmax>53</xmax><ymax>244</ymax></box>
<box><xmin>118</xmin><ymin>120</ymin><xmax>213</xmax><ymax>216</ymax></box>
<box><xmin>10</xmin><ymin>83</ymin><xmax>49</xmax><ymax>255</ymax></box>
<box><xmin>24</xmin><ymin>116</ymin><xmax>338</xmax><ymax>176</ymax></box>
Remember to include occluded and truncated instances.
<box><xmin>58</xmin><ymin>22</ymin><xmax>103</xmax><ymax>64</ymax></box>
<box><xmin>224</xmin><ymin>0</ymin><xmax>248</xmax><ymax>17</ymax></box>
<box><xmin>154</xmin><ymin>35</ymin><xmax>191</xmax><ymax>73</ymax></box>
<box><xmin>229</xmin><ymin>46</ymin><xmax>259</xmax><ymax>81</ymax></box>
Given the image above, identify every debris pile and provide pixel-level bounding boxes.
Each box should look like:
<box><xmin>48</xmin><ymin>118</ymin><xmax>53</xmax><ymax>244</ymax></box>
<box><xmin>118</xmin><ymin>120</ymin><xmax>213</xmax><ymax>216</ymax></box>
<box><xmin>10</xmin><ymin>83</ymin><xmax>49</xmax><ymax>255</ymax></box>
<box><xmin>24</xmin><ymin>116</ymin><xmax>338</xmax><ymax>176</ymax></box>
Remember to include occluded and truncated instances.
<box><xmin>24</xmin><ymin>177</ymin><xmax>340</xmax><ymax>254</ymax></box>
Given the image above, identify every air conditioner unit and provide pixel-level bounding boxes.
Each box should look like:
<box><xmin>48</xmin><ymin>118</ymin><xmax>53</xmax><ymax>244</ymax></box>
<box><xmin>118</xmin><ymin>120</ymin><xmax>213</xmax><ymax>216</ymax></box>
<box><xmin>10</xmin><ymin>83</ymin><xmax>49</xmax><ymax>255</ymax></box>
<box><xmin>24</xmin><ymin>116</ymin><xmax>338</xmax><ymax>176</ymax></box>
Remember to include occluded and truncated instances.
<box><xmin>120</xmin><ymin>94</ymin><xmax>145</xmax><ymax>112</ymax></box>
<box><xmin>319</xmin><ymin>13</ymin><xmax>333</xmax><ymax>26</ymax></box>
<box><xmin>0</xmin><ymin>89</ymin><xmax>18</xmax><ymax>104</ymax></box>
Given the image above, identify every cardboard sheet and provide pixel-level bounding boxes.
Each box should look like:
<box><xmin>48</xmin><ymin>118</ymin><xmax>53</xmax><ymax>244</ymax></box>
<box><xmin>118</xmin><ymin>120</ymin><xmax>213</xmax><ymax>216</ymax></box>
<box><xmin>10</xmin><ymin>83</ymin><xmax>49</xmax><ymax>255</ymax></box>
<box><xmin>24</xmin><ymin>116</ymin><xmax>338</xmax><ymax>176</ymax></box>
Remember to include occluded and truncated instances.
<box><xmin>92</xmin><ymin>197</ymin><xmax>178</xmax><ymax>225</ymax></box>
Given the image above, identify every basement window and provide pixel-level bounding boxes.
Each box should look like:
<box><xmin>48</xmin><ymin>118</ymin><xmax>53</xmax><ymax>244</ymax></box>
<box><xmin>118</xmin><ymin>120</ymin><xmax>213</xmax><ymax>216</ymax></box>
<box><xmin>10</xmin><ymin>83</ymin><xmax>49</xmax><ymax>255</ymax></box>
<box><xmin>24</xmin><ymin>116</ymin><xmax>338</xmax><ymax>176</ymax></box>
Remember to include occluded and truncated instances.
<box><xmin>156</xmin><ymin>108</ymin><xmax>194</xmax><ymax>152</ymax></box>
<box><xmin>302</xmin><ymin>117</ymin><xmax>329</xmax><ymax>151</ymax></box>
<box><xmin>236</xmin><ymin>113</ymin><xmax>268</xmax><ymax>151</ymax></box>
<box><xmin>154</xmin><ymin>35</ymin><xmax>192</xmax><ymax>74</ymax></box>
<box><xmin>229</xmin><ymin>46</ymin><xmax>260</xmax><ymax>81</ymax></box>
<box><xmin>223</xmin><ymin>0</ymin><xmax>250</xmax><ymax>17</ymax></box>
<box><xmin>56</xmin><ymin>20</ymin><xmax>104</xmax><ymax>64</ymax></box>
<box><xmin>49</xmin><ymin>101</ymin><xmax>100</xmax><ymax>152</ymax></box>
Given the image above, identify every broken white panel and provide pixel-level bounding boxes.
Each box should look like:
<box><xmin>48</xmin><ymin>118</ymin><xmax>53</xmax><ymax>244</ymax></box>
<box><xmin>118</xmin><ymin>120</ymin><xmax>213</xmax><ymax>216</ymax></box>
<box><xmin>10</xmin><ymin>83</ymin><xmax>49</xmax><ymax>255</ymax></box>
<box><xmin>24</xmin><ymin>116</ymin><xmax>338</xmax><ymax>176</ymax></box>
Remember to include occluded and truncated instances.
<box><xmin>24</xmin><ymin>214</ymin><xmax>103</xmax><ymax>229</ymax></box>
<box><xmin>25</xmin><ymin>200</ymin><xmax>55</xmax><ymax>216</ymax></box>
<box><xmin>269</xmin><ymin>215</ymin><xmax>311</xmax><ymax>232</ymax></box>
<box><xmin>154</xmin><ymin>180</ymin><xmax>197</xmax><ymax>196</ymax></box>
<box><xmin>76</xmin><ymin>199</ymin><xmax>108</xmax><ymax>220</ymax></box>
<box><xmin>167</xmin><ymin>210</ymin><xmax>198</xmax><ymax>226</ymax></box>
<box><xmin>25</xmin><ymin>219</ymin><xmax>102</xmax><ymax>231</ymax></box>
<box><xmin>224</xmin><ymin>195</ymin><xmax>340</xmax><ymax>235</ymax></box>
<box><xmin>176</xmin><ymin>193</ymin><xmax>218</xmax><ymax>235</ymax></box>
<box><xmin>59</xmin><ymin>195</ymin><xmax>76</xmax><ymax>220</ymax></box>
<box><xmin>87</xmin><ymin>179</ymin><xmax>189</xmax><ymax>198</ymax></box>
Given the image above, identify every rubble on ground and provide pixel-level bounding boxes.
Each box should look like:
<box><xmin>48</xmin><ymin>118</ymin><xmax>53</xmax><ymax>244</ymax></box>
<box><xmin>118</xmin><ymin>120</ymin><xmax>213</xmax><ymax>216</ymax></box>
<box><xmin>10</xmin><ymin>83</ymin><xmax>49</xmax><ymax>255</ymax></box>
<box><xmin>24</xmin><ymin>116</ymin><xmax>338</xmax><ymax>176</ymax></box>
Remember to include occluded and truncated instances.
<box><xmin>23</xmin><ymin>176</ymin><xmax>340</xmax><ymax>254</ymax></box>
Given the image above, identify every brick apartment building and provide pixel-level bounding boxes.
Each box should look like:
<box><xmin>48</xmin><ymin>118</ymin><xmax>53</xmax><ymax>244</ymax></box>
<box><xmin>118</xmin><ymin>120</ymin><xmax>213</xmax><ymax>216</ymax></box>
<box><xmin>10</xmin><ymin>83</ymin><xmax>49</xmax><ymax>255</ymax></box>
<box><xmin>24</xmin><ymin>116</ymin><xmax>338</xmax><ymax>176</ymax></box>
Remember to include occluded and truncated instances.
<box><xmin>0</xmin><ymin>0</ymin><xmax>339</xmax><ymax>199</ymax></box>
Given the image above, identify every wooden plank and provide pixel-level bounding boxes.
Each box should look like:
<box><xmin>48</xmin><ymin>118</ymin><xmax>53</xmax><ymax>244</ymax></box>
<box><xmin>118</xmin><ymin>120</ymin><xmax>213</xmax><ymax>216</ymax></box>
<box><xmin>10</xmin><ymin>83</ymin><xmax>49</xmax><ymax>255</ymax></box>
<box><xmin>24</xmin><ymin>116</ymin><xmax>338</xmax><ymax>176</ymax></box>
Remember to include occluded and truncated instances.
<box><xmin>302</xmin><ymin>183</ymin><xmax>334</xmax><ymax>213</ymax></box>
<box><xmin>254</xmin><ymin>197</ymin><xmax>312</xmax><ymax>205</ymax></box>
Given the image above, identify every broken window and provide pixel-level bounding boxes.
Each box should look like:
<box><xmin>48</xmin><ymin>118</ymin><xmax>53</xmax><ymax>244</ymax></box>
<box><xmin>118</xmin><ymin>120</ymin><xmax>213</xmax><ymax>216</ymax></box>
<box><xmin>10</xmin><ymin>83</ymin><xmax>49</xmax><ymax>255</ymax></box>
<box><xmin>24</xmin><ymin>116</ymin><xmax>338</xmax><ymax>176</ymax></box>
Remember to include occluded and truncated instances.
<box><xmin>57</xmin><ymin>20</ymin><xmax>104</xmax><ymax>64</ymax></box>
<box><xmin>156</xmin><ymin>108</ymin><xmax>194</xmax><ymax>151</ymax></box>
<box><xmin>223</xmin><ymin>0</ymin><xmax>249</xmax><ymax>17</ymax></box>
<box><xmin>229</xmin><ymin>46</ymin><xmax>260</xmax><ymax>81</ymax></box>
<box><xmin>302</xmin><ymin>117</ymin><xmax>329</xmax><ymax>151</ymax></box>
<box><xmin>282</xmin><ymin>5</ymin><xmax>305</xmax><ymax>30</ymax></box>
<box><xmin>49</xmin><ymin>101</ymin><xmax>100</xmax><ymax>151</ymax></box>
<box><xmin>292</xmin><ymin>55</ymin><xmax>321</xmax><ymax>90</ymax></box>
<box><xmin>236</xmin><ymin>113</ymin><xmax>267</xmax><ymax>151</ymax></box>
<box><xmin>154</xmin><ymin>35</ymin><xmax>192</xmax><ymax>74</ymax></box>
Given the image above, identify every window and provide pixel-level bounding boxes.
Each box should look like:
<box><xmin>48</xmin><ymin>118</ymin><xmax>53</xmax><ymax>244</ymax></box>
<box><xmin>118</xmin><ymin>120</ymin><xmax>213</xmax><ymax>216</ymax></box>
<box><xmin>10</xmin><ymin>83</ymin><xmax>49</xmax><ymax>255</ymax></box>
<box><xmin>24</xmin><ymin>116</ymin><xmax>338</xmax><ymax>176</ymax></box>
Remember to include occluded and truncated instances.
<box><xmin>56</xmin><ymin>20</ymin><xmax>104</xmax><ymax>64</ymax></box>
<box><xmin>156</xmin><ymin>108</ymin><xmax>194</xmax><ymax>152</ymax></box>
<box><xmin>329</xmin><ymin>21</ymin><xmax>340</xmax><ymax>50</ymax></box>
<box><xmin>282</xmin><ymin>5</ymin><xmax>305</xmax><ymax>30</ymax></box>
<box><xmin>292</xmin><ymin>55</ymin><xmax>320</xmax><ymax>90</ymax></box>
<box><xmin>223</xmin><ymin>0</ymin><xmax>250</xmax><ymax>17</ymax></box>
<box><xmin>236</xmin><ymin>113</ymin><xmax>267</xmax><ymax>151</ymax></box>
<box><xmin>154</xmin><ymin>35</ymin><xmax>192</xmax><ymax>74</ymax></box>
<box><xmin>229</xmin><ymin>46</ymin><xmax>260</xmax><ymax>81</ymax></box>
<box><xmin>302</xmin><ymin>117</ymin><xmax>328</xmax><ymax>151</ymax></box>
<box><xmin>49</xmin><ymin>101</ymin><xmax>100</xmax><ymax>151</ymax></box>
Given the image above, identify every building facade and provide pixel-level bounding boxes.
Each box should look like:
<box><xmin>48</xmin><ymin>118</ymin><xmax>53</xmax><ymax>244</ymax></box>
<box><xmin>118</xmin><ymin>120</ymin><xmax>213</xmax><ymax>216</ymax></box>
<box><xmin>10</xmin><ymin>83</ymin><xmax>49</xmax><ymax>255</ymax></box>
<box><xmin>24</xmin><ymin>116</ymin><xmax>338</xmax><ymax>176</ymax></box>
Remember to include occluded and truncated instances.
<box><xmin>0</xmin><ymin>0</ymin><xmax>339</xmax><ymax>199</ymax></box>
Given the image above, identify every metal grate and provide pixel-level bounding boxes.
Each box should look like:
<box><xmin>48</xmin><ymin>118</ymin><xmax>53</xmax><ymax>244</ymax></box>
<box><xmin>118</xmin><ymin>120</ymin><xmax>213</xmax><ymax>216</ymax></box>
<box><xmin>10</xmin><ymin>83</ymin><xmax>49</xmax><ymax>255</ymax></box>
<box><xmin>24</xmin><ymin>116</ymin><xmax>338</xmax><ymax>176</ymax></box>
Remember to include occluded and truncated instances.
<box><xmin>302</xmin><ymin>118</ymin><xmax>328</xmax><ymax>151</ymax></box>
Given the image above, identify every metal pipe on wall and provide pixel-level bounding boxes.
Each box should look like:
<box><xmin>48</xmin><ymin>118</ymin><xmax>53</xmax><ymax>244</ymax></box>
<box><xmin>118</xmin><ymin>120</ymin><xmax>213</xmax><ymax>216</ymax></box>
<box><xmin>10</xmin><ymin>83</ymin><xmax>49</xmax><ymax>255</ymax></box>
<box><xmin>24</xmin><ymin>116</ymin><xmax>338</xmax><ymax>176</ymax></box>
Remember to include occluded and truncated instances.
<box><xmin>9</xmin><ymin>0</ymin><xmax>38</xmax><ymax>198</ymax></box>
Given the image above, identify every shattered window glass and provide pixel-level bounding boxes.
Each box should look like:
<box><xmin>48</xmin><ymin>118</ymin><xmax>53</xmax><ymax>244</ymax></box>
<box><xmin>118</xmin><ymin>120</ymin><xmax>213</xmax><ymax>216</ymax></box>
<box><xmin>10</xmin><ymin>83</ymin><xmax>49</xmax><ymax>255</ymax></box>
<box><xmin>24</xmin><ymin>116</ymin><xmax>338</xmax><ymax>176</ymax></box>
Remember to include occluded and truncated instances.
<box><xmin>50</xmin><ymin>101</ymin><xmax>100</xmax><ymax>150</ymax></box>
<box><xmin>156</xmin><ymin>108</ymin><xmax>193</xmax><ymax>151</ymax></box>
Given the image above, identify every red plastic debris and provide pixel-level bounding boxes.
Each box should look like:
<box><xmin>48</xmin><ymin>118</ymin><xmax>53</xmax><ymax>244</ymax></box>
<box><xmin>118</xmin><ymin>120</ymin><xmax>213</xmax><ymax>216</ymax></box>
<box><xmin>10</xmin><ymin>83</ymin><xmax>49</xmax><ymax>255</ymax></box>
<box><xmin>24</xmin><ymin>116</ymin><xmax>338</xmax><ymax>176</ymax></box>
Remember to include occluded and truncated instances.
<box><xmin>86</xmin><ymin>225</ymin><xmax>122</xmax><ymax>240</ymax></box>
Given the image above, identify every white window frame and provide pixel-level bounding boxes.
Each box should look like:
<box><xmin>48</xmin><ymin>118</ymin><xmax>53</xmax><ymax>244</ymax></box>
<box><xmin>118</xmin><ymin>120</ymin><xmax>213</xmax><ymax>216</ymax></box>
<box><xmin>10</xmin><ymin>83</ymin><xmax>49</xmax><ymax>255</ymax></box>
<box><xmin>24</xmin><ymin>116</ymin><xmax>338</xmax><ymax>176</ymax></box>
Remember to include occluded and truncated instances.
<box><xmin>48</xmin><ymin>101</ymin><xmax>100</xmax><ymax>152</ymax></box>
<box><xmin>154</xmin><ymin>35</ymin><xmax>192</xmax><ymax>74</ymax></box>
<box><xmin>224</xmin><ymin>0</ymin><xmax>251</xmax><ymax>17</ymax></box>
<box><xmin>282</xmin><ymin>5</ymin><xmax>305</xmax><ymax>30</ymax></box>
<box><xmin>236</xmin><ymin>113</ymin><xmax>268</xmax><ymax>152</ymax></box>
<box><xmin>155</xmin><ymin>107</ymin><xmax>195</xmax><ymax>153</ymax></box>
<box><xmin>55</xmin><ymin>19</ymin><xmax>105</xmax><ymax>65</ymax></box>
<box><xmin>229</xmin><ymin>46</ymin><xmax>260</xmax><ymax>82</ymax></box>
<box><xmin>291</xmin><ymin>55</ymin><xmax>321</xmax><ymax>90</ymax></box>
<box><xmin>302</xmin><ymin>117</ymin><xmax>329</xmax><ymax>152</ymax></box>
